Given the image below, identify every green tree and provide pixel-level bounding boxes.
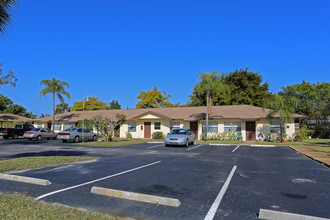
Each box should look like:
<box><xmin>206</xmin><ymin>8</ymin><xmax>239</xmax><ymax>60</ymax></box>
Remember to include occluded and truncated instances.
<box><xmin>136</xmin><ymin>86</ymin><xmax>178</xmax><ymax>108</ymax></box>
<box><xmin>193</xmin><ymin>72</ymin><xmax>228</xmax><ymax>140</ymax></box>
<box><xmin>279</xmin><ymin>81</ymin><xmax>330</xmax><ymax>138</ymax></box>
<box><xmin>0</xmin><ymin>94</ymin><xmax>13</xmax><ymax>111</ymax></box>
<box><xmin>0</xmin><ymin>62</ymin><xmax>17</xmax><ymax>88</ymax></box>
<box><xmin>72</xmin><ymin>97</ymin><xmax>107</xmax><ymax>111</ymax></box>
<box><xmin>0</xmin><ymin>0</ymin><xmax>17</xmax><ymax>33</ymax></box>
<box><xmin>40</xmin><ymin>78</ymin><xmax>71</xmax><ymax>131</ymax></box>
<box><xmin>108</xmin><ymin>100</ymin><xmax>121</xmax><ymax>110</ymax></box>
<box><xmin>55</xmin><ymin>102</ymin><xmax>70</xmax><ymax>114</ymax></box>
<box><xmin>39</xmin><ymin>113</ymin><xmax>50</xmax><ymax>118</ymax></box>
<box><xmin>264</xmin><ymin>94</ymin><xmax>297</xmax><ymax>142</ymax></box>
<box><xmin>76</xmin><ymin>119</ymin><xmax>95</xmax><ymax>131</ymax></box>
<box><xmin>93</xmin><ymin>113</ymin><xmax>126</xmax><ymax>142</ymax></box>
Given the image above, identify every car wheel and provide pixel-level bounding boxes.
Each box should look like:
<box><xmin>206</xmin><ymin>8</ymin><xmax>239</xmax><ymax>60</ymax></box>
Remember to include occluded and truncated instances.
<box><xmin>3</xmin><ymin>135</ymin><xmax>9</xmax><ymax>139</ymax></box>
<box><xmin>62</xmin><ymin>140</ymin><xmax>67</xmax><ymax>143</ymax></box>
<box><xmin>186</xmin><ymin>139</ymin><xmax>189</xmax><ymax>147</ymax></box>
<box><xmin>74</xmin><ymin>136</ymin><xmax>80</xmax><ymax>143</ymax></box>
<box><xmin>12</xmin><ymin>133</ymin><xmax>18</xmax><ymax>139</ymax></box>
<box><xmin>92</xmin><ymin>135</ymin><xmax>97</xmax><ymax>141</ymax></box>
<box><xmin>37</xmin><ymin>135</ymin><xmax>42</xmax><ymax>141</ymax></box>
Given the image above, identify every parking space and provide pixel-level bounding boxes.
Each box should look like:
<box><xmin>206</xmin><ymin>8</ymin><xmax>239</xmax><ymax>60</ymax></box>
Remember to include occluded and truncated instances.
<box><xmin>0</xmin><ymin>141</ymin><xmax>330</xmax><ymax>219</ymax></box>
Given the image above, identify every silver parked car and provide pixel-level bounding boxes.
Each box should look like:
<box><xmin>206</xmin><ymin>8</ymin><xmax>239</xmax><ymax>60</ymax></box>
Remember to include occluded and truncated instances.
<box><xmin>165</xmin><ymin>128</ymin><xmax>195</xmax><ymax>147</ymax></box>
<box><xmin>57</xmin><ymin>128</ymin><xmax>97</xmax><ymax>143</ymax></box>
<box><xmin>23</xmin><ymin>128</ymin><xmax>57</xmax><ymax>141</ymax></box>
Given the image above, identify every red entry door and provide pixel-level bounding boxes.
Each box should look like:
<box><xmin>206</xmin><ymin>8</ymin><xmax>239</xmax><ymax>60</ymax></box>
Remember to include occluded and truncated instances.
<box><xmin>144</xmin><ymin>122</ymin><xmax>151</xmax><ymax>138</ymax></box>
<box><xmin>246</xmin><ymin>121</ymin><xmax>256</xmax><ymax>141</ymax></box>
<box><xmin>190</xmin><ymin>122</ymin><xmax>198</xmax><ymax>139</ymax></box>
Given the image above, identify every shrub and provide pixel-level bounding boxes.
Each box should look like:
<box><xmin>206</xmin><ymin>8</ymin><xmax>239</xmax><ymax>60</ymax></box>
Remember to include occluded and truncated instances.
<box><xmin>296</xmin><ymin>125</ymin><xmax>308</xmax><ymax>142</ymax></box>
<box><xmin>152</xmin><ymin>131</ymin><xmax>165</xmax><ymax>139</ymax></box>
<box><xmin>126</xmin><ymin>131</ymin><xmax>132</xmax><ymax>139</ymax></box>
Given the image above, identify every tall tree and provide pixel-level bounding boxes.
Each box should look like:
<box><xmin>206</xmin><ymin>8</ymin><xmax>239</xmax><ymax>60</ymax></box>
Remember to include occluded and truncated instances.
<box><xmin>189</xmin><ymin>68</ymin><xmax>274</xmax><ymax>107</ymax></box>
<box><xmin>72</xmin><ymin>97</ymin><xmax>107</xmax><ymax>111</ymax></box>
<box><xmin>40</xmin><ymin>78</ymin><xmax>70</xmax><ymax>131</ymax></box>
<box><xmin>108</xmin><ymin>100</ymin><xmax>121</xmax><ymax>110</ymax></box>
<box><xmin>0</xmin><ymin>0</ymin><xmax>17</xmax><ymax>33</ymax></box>
<box><xmin>264</xmin><ymin>94</ymin><xmax>297</xmax><ymax>142</ymax></box>
<box><xmin>279</xmin><ymin>81</ymin><xmax>330</xmax><ymax>138</ymax></box>
<box><xmin>193</xmin><ymin>72</ymin><xmax>228</xmax><ymax>140</ymax></box>
<box><xmin>0</xmin><ymin>62</ymin><xmax>17</xmax><ymax>88</ymax></box>
<box><xmin>55</xmin><ymin>102</ymin><xmax>70</xmax><ymax>114</ymax></box>
<box><xmin>136</xmin><ymin>86</ymin><xmax>178</xmax><ymax>108</ymax></box>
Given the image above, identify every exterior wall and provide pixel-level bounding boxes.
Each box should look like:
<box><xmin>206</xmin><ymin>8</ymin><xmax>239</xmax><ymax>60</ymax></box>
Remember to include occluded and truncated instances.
<box><xmin>197</xmin><ymin>120</ymin><xmax>245</xmax><ymax>140</ymax></box>
<box><xmin>256</xmin><ymin>119</ymin><xmax>296</xmax><ymax>138</ymax></box>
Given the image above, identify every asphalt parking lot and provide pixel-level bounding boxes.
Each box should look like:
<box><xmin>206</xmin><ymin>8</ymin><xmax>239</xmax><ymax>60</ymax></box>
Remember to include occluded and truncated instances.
<box><xmin>0</xmin><ymin>139</ymin><xmax>330</xmax><ymax>220</ymax></box>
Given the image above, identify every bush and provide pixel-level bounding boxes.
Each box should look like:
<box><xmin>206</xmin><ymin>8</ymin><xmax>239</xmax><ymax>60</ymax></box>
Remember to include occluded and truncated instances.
<box><xmin>200</xmin><ymin>132</ymin><xmax>238</xmax><ymax>141</ymax></box>
<box><xmin>152</xmin><ymin>131</ymin><xmax>165</xmax><ymax>139</ymax></box>
<box><xmin>296</xmin><ymin>125</ymin><xmax>308</xmax><ymax>142</ymax></box>
<box><xmin>126</xmin><ymin>131</ymin><xmax>132</xmax><ymax>139</ymax></box>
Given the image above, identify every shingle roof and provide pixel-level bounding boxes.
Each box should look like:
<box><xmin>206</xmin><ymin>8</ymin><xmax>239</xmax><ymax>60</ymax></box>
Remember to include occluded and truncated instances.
<box><xmin>0</xmin><ymin>114</ymin><xmax>31</xmax><ymax>122</ymax></box>
<box><xmin>32</xmin><ymin>105</ymin><xmax>307</xmax><ymax>123</ymax></box>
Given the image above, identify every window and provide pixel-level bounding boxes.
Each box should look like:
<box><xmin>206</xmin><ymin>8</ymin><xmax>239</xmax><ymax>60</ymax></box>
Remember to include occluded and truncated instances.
<box><xmin>224</xmin><ymin>122</ymin><xmax>241</xmax><ymax>133</ymax></box>
<box><xmin>63</xmin><ymin>123</ymin><xmax>73</xmax><ymax>131</ymax></box>
<box><xmin>202</xmin><ymin>122</ymin><xmax>218</xmax><ymax>133</ymax></box>
<box><xmin>54</xmin><ymin>123</ymin><xmax>61</xmax><ymax>131</ymax></box>
<box><xmin>170</xmin><ymin>122</ymin><xmax>180</xmax><ymax>130</ymax></box>
<box><xmin>154</xmin><ymin>122</ymin><xmax>161</xmax><ymax>130</ymax></box>
<box><xmin>128</xmin><ymin>122</ymin><xmax>136</xmax><ymax>132</ymax></box>
<box><xmin>270</xmin><ymin>121</ymin><xmax>284</xmax><ymax>133</ymax></box>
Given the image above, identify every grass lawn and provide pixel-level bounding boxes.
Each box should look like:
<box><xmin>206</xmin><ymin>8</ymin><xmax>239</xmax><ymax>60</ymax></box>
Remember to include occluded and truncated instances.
<box><xmin>0</xmin><ymin>156</ymin><xmax>98</xmax><ymax>173</ymax></box>
<box><xmin>75</xmin><ymin>139</ymin><xmax>150</xmax><ymax>147</ymax></box>
<box><xmin>0</xmin><ymin>193</ymin><xmax>117</xmax><ymax>219</ymax></box>
<box><xmin>303</xmin><ymin>139</ymin><xmax>330</xmax><ymax>144</ymax></box>
<box><xmin>310</xmin><ymin>146</ymin><xmax>330</xmax><ymax>153</ymax></box>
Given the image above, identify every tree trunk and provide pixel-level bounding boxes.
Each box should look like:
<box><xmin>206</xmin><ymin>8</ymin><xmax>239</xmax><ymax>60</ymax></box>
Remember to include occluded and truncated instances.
<box><xmin>52</xmin><ymin>93</ymin><xmax>55</xmax><ymax>131</ymax></box>
<box><xmin>205</xmin><ymin>91</ymin><xmax>210</xmax><ymax>141</ymax></box>
<box><xmin>280</xmin><ymin>116</ymin><xmax>284</xmax><ymax>142</ymax></box>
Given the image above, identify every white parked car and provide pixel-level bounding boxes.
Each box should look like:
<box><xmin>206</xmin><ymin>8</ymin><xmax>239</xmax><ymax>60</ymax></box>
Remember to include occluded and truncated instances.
<box><xmin>165</xmin><ymin>128</ymin><xmax>195</xmax><ymax>147</ymax></box>
<box><xmin>23</xmin><ymin>128</ymin><xmax>57</xmax><ymax>141</ymax></box>
<box><xmin>57</xmin><ymin>128</ymin><xmax>97</xmax><ymax>143</ymax></box>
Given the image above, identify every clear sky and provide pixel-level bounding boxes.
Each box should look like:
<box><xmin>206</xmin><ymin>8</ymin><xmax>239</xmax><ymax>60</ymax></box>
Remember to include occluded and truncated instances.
<box><xmin>0</xmin><ymin>0</ymin><xmax>329</xmax><ymax>117</ymax></box>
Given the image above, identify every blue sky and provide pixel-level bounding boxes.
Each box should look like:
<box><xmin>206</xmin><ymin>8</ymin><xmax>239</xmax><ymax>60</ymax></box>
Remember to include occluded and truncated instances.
<box><xmin>0</xmin><ymin>0</ymin><xmax>329</xmax><ymax>117</ymax></box>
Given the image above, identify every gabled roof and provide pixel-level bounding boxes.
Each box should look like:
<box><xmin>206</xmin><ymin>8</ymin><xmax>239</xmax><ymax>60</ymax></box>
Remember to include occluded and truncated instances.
<box><xmin>0</xmin><ymin>113</ymin><xmax>31</xmax><ymax>122</ymax></box>
<box><xmin>33</xmin><ymin>105</ymin><xmax>307</xmax><ymax>123</ymax></box>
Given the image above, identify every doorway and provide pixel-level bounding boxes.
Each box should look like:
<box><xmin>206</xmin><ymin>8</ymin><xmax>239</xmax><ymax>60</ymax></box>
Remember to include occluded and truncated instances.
<box><xmin>144</xmin><ymin>122</ymin><xmax>151</xmax><ymax>138</ymax></box>
<box><xmin>190</xmin><ymin>122</ymin><xmax>198</xmax><ymax>139</ymax></box>
<box><xmin>246</xmin><ymin>121</ymin><xmax>256</xmax><ymax>141</ymax></box>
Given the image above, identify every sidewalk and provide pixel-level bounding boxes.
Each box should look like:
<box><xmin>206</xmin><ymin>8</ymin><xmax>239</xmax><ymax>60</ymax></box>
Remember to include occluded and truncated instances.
<box><xmin>289</xmin><ymin>145</ymin><xmax>330</xmax><ymax>167</ymax></box>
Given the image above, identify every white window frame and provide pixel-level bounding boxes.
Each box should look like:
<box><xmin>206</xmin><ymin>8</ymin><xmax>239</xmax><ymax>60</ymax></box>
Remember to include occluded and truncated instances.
<box><xmin>202</xmin><ymin>122</ymin><xmax>218</xmax><ymax>133</ymax></box>
<box><xmin>270</xmin><ymin>121</ymin><xmax>284</xmax><ymax>134</ymax></box>
<box><xmin>154</xmin><ymin>122</ymin><xmax>161</xmax><ymax>130</ymax></box>
<box><xmin>128</xmin><ymin>122</ymin><xmax>136</xmax><ymax>132</ymax></box>
<box><xmin>170</xmin><ymin>122</ymin><xmax>180</xmax><ymax>131</ymax></box>
<box><xmin>224</xmin><ymin>121</ymin><xmax>242</xmax><ymax>133</ymax></box>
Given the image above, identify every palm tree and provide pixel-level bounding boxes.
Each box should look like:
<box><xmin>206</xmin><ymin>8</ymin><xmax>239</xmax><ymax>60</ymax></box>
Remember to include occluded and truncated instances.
<box><xmin>0</xmin><ymin>0</ymin><xmax>17</xmax><ymax>33</ymax></box>
<box><xmin>264</xmin><ymin>94</ymin><xmax>297</xmax><ymax>142</ymax></box>
<box><xmin>193</xmin><ymin>72</ymin><xmax>228</xmax><ymax>140</ymax></box>
<box><xmin>40</xmin><ymin>78</ymin><xmax>71</xmax><ymax>131</ymax></box>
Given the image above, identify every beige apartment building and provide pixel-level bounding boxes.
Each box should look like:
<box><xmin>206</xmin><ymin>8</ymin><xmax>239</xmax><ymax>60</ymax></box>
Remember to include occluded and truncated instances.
<box><xmin>31</xmin><ymin>105</ymin><xmax>306</xmax><ymax>141</ymax></box>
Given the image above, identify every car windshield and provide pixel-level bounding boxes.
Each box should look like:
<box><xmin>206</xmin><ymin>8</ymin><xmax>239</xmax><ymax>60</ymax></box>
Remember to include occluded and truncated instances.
<box><xmin>65</xmin><ymin>128</ymin><xmax>77</xmax><ymax>132</ymax></box>
<box><xmin>170</xmin><ymin>129</ymin><xmax>187</xmax><ymax>135</ymax></box>
<box><xmin>31</xmin><ymin>128</ymin><xmax>41</xmax><ymax>131</ymax></box>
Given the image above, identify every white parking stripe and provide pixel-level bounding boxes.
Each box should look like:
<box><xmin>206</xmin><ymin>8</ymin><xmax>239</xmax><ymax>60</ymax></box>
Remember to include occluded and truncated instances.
<box><xmin>35</xmin><ymin>161</ymin><xmax>162</xmax><ymax>201</ymax></box>
<box><xmin>232</xmin><ymin>145</ymin><xmax>240</xmax><ymax>152</ymax></box>
<box><xmin>204</xmin><ymin>165</ymin><xmax>237</xmax><ymax>220</ymax></box>
<box><xmin>186</xmin><ymin>144</ymin><xmax>203</xmax><ymax>151</ymax></box>
<box><xmin>147</xmin><ymin>144</ymin><xmax>164</xmax><ymax>149</ymax></box>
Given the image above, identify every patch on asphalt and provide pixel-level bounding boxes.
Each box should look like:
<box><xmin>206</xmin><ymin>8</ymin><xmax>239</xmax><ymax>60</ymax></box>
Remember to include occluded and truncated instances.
<box><xmin>291</xmin><ymin>178</ymin><xmax>317</xmax><ymax>184</ymax></box>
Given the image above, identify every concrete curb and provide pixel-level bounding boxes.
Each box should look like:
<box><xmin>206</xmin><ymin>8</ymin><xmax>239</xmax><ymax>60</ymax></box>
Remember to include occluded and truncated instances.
<box><xmin>91</xmin><ymin>186</ymin><xmax>181</xmax><ymax>207</ymax></box>
<box><xmin>0</xmin><ymin>173</ymin><xmax>51</xmax><ymax>186</ymax></box>
<box><xmin>209</xmin><ymin>144</ymin><xmax>232</xmax><ymax>146</ymax></box>
<box><xmin>289</xmin><ymin>146</ymin><xmax>330</xmax><ymax>168</ymax></box>
<box><xmin>251</xmin><ymin>145</ymin><xmax>276</xmax><ymax>147</ymax></box>
<box><xmin>259</xmin><ymin>209</ymin><xmax>330</xmax><ymax>220</ymax></box>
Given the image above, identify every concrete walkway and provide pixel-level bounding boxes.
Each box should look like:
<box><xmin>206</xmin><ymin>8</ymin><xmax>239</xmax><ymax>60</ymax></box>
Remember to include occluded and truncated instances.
<box><xmin>289</xmin><ymin>145</ymin><xmax>330</xmax><ymax>167</ymax></box>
